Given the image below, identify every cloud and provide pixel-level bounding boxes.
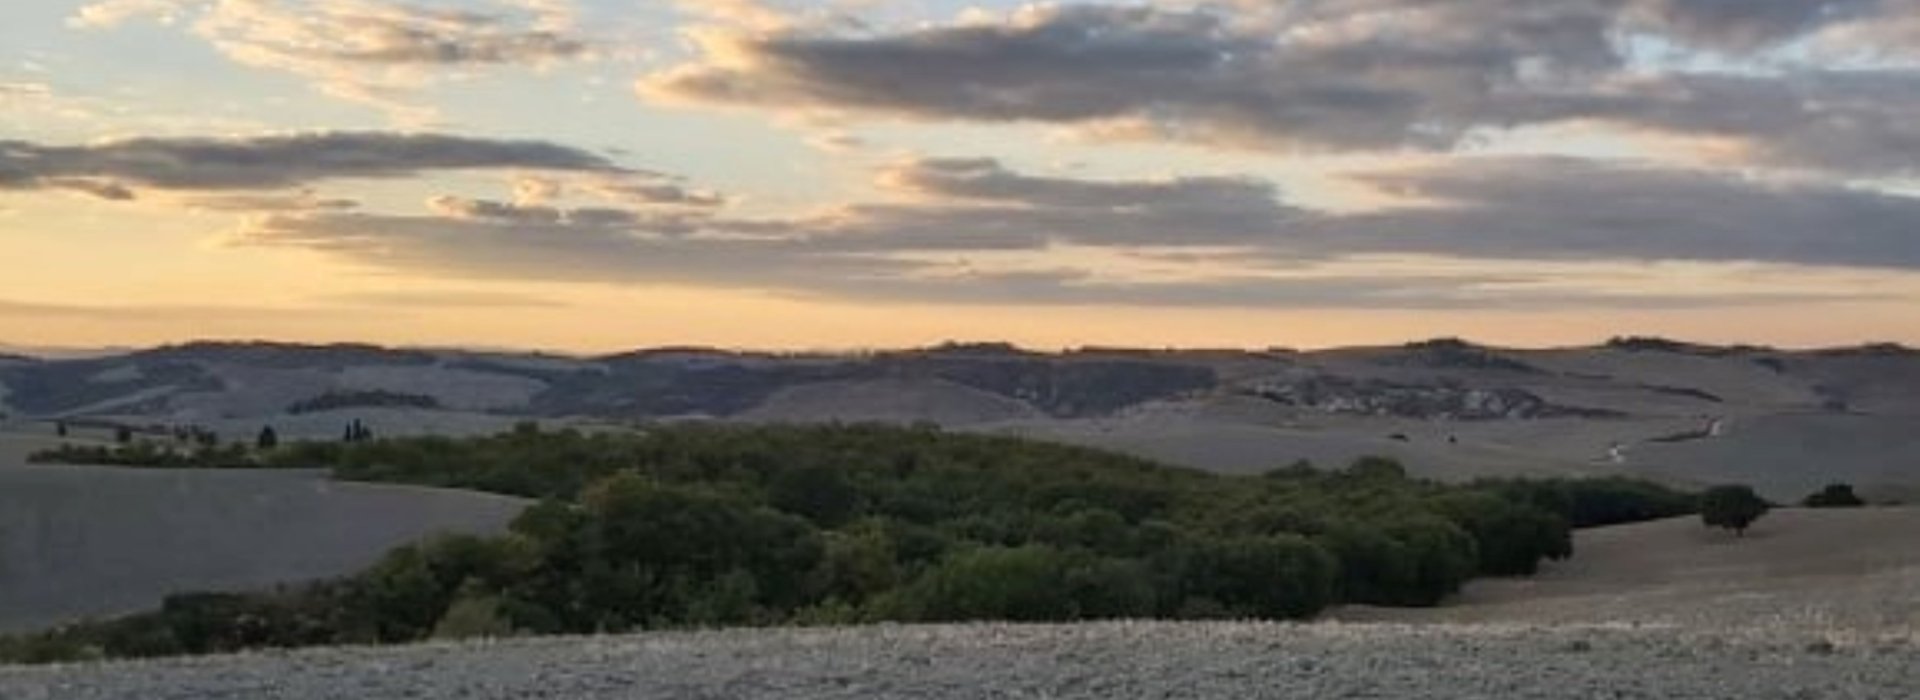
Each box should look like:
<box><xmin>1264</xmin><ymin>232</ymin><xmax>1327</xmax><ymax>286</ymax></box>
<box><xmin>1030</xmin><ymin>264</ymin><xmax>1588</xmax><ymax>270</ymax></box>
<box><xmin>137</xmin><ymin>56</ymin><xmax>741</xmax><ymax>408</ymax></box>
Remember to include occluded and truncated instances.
<box><xmin>182</xmin><ymin>193</ymin><xmax>361</xmax><ymax>213</ymax></box>
<box><xmin>640</xmin><ymin>1</ymin><xmax>1920</xmax><ymax>175</ymax></box>
<box><xmin>646</xmin><ymin>3</ymin><xmax>1581</xmax><ymax>152</ymax></box>
<box><xmin>325</xmin><ymin>289</ymin><xmax>567</xmax><ymax>309</ymax></box>
<box><xmin>0</xmin><ymin>82</ymin><xmax>53</xmax><ymax>98</ymax></box>
<box><xmin>1310</xmin><ymin>157</ymin><xmax>1920</xmax><ymax>269</ymax></box>
<box><xmin>881</xmin><ymin>157</ymin><xmax>1277</xmax><ymax>211</ymax></box>
<box><xmin>73</xmin><ymin>0</ymin><xmax>592</xmax><ymax>120</ymax></box>
<box><xmin>584</xmin><ymin>177</ymin><xmax>729</xmax><ymax>208</ymax></box>
<box><xmin>1559</xmin><ymin>71</ymin><xmax>1920</xmax><ymax>176</ymax></box>
<box><xmin>1621</xmin><ymin>0</ymin><xmax>1877</xmax><ymax>50</ymax></box>
<box><xmin>228</xmin><ymin>155</ymin><xmax>1920</xmax><ymax>309</ymax></box>
<box><xmin>0</xmin><ymin>132</ymin><xmax>622</xmax><ymax>201</ymax></box>
<box><xmin>0</xmin><ymin>297</ymin><xmax>355</xmax><ymax>322</ymax></box>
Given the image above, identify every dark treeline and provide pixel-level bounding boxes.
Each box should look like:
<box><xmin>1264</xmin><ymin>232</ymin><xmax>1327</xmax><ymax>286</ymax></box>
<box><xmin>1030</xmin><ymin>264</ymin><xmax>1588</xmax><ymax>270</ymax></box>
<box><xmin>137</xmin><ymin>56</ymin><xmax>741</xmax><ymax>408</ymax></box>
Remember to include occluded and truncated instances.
<box><xmin>2</xmin><ymin>423</ymin><xmax>1696</xmax><ymax>664</ymax></box>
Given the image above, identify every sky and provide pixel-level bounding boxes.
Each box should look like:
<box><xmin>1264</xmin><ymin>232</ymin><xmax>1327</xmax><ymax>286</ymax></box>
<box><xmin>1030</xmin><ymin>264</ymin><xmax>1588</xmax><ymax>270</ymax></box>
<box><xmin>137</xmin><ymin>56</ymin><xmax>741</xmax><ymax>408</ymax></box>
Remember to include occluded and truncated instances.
<box><xmin>3</xmin><ymin>0</ymin><xmax>1920</xmax><ymax>352</ymax></box>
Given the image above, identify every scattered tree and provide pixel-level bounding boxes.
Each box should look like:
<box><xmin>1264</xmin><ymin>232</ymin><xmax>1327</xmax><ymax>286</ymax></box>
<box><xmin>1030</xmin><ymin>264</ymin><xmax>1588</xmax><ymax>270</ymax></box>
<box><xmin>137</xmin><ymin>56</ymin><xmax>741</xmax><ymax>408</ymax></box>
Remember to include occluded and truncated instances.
<box><xmin>114</xmin><ymin>426</ymin><xmax>132</xmax><ymax>444</ymax></box>
<box><xmin>1701</xmin><ymin>485</ymin><xmax>1770</xmax><ymax>536</ymax></box>
<box><xmin>256</xmin><ymin>426</ymin><xmax>279</xmax><ymax>451</ymax></box>
<box><xmin>54</xmin><ymin>422</ymin><xmax>68</xmax><ymax>438</ymax></box>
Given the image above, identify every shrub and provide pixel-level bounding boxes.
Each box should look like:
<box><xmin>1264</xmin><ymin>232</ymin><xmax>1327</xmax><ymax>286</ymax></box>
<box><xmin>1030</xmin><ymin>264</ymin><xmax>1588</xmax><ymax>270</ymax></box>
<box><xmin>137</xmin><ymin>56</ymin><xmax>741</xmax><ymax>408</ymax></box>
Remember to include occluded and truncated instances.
<box><xmin>1802</xmin><ymin>483</ymin><xmax>1867</xmax><ymax>509</ymax></box>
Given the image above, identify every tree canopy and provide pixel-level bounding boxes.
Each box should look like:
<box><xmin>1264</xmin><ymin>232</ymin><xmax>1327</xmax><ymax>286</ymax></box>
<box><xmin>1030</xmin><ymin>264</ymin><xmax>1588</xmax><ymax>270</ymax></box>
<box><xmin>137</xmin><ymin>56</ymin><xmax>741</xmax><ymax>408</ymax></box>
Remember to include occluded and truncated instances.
<box><xmin>1701</xmin><ymin>485</ymin><xmax>1770</xmax><ymax>536</ymax></box>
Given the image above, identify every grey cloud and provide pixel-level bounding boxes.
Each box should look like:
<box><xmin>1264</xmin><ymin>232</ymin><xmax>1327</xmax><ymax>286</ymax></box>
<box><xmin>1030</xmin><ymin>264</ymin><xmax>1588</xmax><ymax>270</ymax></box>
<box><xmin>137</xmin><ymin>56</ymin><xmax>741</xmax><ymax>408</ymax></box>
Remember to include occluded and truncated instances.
<box><xmin>643</xmin><ymin>1</ymin><xmax>1920</xmax><ymax>173</ymax></box>
<box><xmin>424</xmin><ymin>195</ymin><xmax>708</xmax><ymax>231</ymax></box>
<box><xmin>1570</xmin><ymin>72</ymin><xmax>1920</xmax><ymax>175</ymax></box>
<box><xmin>237</xmin><ymin>210</ymin><xmax>924</xmax><ymax>292</ymax></box>
<box><xmin>886</xmin><ymin>158</ymin><xmax>1281</xmax><ymax>212</ymax></box>
<box><xmin>230</xmin><ymin>156</ymin><xmax>1920</xmax><ymax>309</ymax></box>
<box><xmin>0</xmin><ymin>132</ymin><xmax>622</xmax><ymax>200</ymax></box>
<box><xmin>1627</xmin><ymin>0</ymin><xmax>1876</xmax><ymax>50</ymax></box>
<box><xmin>1308</xmin><ymin>157</ymin><xmax>1920</xmax><ymax>269</ymax></box>
<box><xmin>311</xmin><ymin>7</ymin><xmax>588</xmax><ymax>65</ymax></box>
<box><xmin>587</xmin><ymin>180</ymin><xmax>728</xmax><ymax>208</ymax></box>
<box><xmin>647</xmin><ymin>3</ymin><xmax>1621</xmax><ymax>151</ymax></box>
<box><xmin>233</xmin><ymin>210</ymin><xmax>1600</xmax><ymax>309</ymax></box>
<box><xmin>184</xmin><ymin>193</ymin><xmax>361</xmax><ymax>212</ymax></box>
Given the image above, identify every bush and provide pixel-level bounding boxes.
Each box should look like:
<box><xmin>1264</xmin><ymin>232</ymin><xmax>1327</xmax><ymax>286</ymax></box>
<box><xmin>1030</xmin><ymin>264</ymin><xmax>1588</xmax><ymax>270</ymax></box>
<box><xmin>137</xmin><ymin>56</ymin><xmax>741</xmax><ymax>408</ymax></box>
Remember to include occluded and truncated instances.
<box><xmin>899</xmin><ymin>546</ymin><xmax>1081</xmax><ymax>622</ymax></box>
<box><xmin>1802</xmin><ymin>483</ymin><xmax>1866</xmax><ymax>509</ymax></box>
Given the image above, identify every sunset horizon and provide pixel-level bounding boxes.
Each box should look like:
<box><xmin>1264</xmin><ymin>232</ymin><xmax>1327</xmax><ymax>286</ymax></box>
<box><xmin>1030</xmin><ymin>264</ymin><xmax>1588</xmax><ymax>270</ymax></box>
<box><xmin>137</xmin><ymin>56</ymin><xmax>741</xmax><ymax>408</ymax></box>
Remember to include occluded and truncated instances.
<box><xmin>7</xmin><ymin>0</ymin><xmax>1920</xmax><ymax>350</ymax></box>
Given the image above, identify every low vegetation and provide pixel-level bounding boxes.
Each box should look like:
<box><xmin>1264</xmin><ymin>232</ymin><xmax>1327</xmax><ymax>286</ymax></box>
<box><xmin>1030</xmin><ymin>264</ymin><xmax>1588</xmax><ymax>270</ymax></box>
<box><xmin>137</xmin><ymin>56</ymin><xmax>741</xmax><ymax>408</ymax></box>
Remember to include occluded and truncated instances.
<box><xmin>2</xmin><ymin>423</ymin><xmax>1704</xmax><ymax>664</ymax></box>
<box><xmin>287</xmin><ymin>390</ymin><xmax>441</xmax><ymax>415</ymax></box>
<box><xmin>28</xmin><ymin>440</ymin><xmax>260</xmax><ymax>470</ymax></box>
<box><xmin>1802</xmin><ymin>483</ymin><xmax>1867</xmax><ymax>509</ymax></box>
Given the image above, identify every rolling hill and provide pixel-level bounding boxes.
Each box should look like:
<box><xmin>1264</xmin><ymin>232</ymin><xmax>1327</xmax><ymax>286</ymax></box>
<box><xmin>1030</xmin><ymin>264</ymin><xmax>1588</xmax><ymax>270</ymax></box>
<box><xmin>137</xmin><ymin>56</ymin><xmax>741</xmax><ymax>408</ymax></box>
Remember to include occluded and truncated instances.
<box><xmin>2</xmin><ymin>338</ymin><xmax>1917</xmax><ymax>500</ymax></box>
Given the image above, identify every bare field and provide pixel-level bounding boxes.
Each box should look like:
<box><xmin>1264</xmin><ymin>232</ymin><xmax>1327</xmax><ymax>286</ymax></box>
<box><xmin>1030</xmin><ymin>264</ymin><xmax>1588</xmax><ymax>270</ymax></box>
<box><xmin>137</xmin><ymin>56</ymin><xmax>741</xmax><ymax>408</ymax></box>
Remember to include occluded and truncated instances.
<box><xmin>0</xmin><ymin>431</ymin><xmax>526</xmax><ymax>633</ymax></box>
<box><xmin>1341</xmin><ymin>507</ymin><xmax>1920</xmax><ymax>632</ymax></box>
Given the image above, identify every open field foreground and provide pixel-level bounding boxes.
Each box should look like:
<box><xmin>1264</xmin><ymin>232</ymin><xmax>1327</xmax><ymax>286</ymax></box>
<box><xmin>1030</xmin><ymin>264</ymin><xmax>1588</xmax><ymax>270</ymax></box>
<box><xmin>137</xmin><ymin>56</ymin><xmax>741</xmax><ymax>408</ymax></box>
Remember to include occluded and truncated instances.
<box><xmin>4</xmin><ymin>621</ymin><xmax>1916</xmax><ymax>699</ymax></box>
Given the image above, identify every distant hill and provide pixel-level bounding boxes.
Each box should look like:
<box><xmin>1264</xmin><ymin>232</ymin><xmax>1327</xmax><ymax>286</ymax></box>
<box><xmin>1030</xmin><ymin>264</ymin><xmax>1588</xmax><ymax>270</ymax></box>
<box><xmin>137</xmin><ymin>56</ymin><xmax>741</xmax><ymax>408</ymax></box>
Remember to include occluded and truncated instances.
<box><xmin>2</xmin><ymin>338</ymin><xmax>1918</xmax><ymax>500</ymax></box>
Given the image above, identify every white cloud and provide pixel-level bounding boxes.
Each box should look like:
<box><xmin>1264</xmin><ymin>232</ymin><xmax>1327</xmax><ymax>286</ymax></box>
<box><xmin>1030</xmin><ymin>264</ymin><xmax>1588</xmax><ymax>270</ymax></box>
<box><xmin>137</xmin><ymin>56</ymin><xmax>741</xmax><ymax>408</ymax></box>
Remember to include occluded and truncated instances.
<box><xmin>73</xmin><ymin>0</ymin><xmax>594</xmax><ymax>122</ymax></box>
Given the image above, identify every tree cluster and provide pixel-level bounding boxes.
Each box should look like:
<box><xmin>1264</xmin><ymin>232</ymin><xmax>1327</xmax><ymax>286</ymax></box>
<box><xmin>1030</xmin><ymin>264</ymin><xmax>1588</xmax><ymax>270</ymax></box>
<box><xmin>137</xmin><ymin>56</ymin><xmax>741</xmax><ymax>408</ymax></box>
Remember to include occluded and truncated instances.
<box><xmin>3</xmin><ymin>423</ymin><xmax>1696</xmax><ymax>664</ymax></box>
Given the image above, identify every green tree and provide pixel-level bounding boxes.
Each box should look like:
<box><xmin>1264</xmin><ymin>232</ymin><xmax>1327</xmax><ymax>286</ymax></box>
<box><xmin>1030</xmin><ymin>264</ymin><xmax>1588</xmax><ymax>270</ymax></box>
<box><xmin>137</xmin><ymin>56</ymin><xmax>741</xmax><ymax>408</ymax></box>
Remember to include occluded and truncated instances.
<box><xmin>1174</xmin><ymin>534</ymin><xmax>1337</xmax><ymax>619</ymax></box>
<box><xmin>767</xmin><ymin>464</ymin><xmax>862</xmax><ymax>527</ymax></box>
<box><xmin>256</xmin><ymin>426</ymin><xmax>279</xmax><ymax>451</ymax></box>
<box><xmin>1430</xmin><ymin>492</ymin><xmax>1571</xmax><ymax>576</ymax></box>
<box><xmin>1701</xmin><ymin>485</ymin><xmax>1770</xmax><ymax>536</ymax></box>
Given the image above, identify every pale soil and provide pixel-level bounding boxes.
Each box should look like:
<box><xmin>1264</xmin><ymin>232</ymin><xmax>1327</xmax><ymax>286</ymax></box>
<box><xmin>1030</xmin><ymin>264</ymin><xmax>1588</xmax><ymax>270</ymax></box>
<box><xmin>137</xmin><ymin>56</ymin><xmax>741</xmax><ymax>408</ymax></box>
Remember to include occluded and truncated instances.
<box><xmin>3</xmin><ymin>621</ymin><xmax>1914</xmax><ymax>699</ymax></box>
